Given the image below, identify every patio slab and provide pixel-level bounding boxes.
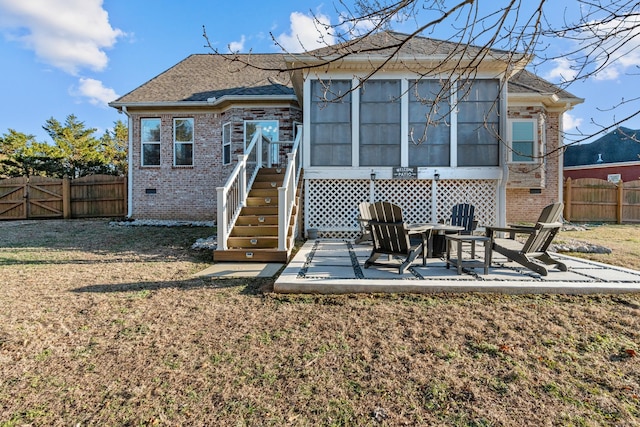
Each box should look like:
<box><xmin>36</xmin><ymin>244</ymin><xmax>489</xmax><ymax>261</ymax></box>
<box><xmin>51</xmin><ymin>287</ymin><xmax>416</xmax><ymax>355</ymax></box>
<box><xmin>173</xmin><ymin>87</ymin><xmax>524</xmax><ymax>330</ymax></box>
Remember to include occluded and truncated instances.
<box><xmin>274</xmin><ymin>239</ymin><xmax>640</xmax><ymax>295</ymax></box>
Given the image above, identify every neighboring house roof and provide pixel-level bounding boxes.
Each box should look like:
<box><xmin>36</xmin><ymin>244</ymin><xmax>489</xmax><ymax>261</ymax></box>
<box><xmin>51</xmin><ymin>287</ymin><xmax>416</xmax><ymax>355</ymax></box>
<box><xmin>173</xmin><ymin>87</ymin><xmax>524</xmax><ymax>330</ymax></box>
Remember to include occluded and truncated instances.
<box><xmin>564</xmin><ymin>127</ymin><xmax>640</xmax><ymax>166</ymax></box>
<box><xmin>110</xmin><ymin>54</ymin><xmax>295</xmax><ymax>106</ymax></box>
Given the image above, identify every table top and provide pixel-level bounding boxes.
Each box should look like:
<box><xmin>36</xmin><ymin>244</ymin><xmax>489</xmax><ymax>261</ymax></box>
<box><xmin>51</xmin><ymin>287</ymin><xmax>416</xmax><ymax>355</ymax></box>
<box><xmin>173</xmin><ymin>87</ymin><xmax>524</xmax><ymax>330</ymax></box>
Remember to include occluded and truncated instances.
<box><xmin>405</xmin><ymin>223</ymin><xmax>435</xmax><ymax>233</ymax></box>
<box><xmin>408</xmin><ymin>223</ymin><xmax>465</xmax><ymax>233</ymax></box>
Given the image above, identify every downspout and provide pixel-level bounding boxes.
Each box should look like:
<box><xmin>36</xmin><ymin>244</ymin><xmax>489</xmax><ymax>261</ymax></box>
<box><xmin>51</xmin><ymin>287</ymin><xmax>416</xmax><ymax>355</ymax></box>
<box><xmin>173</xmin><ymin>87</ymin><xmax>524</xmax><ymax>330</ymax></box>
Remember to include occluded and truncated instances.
<box><xmin>498</xmin><ymin>79</ymin><xmax>509</xmax><ymax>227</ymax></box>
<box><xmin>558</xmin><ymin>106</ymin><xmax>567</xmax><ymax>205</ymax></box>
<box><xmin>122</xmin><ymin>106</ymin><xmax>133</xmax><ymax>218</ymax></box>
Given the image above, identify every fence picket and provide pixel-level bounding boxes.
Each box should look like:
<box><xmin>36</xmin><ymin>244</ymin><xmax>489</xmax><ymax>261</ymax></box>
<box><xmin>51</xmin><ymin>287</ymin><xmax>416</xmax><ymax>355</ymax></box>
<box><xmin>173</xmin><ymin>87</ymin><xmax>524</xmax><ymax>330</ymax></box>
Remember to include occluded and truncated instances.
<box><xmin>0</xmin><ymin>175</ymin><xmax>126</xmax><ymax>220</ymax></box>
<box><xmin>564</xmin><ymin>178</ymin><xmax>640</xmax><ymax>223</ymax></box>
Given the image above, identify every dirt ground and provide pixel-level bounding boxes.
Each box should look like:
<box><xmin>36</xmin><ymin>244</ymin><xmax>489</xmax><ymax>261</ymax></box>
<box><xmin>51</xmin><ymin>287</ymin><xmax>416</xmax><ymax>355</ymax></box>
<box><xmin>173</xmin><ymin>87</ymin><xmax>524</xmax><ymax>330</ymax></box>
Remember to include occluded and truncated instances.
<box><xmin>0</xmin><ymin>219</ymin><xmax>638</xmax><ymax>426</ymax></box>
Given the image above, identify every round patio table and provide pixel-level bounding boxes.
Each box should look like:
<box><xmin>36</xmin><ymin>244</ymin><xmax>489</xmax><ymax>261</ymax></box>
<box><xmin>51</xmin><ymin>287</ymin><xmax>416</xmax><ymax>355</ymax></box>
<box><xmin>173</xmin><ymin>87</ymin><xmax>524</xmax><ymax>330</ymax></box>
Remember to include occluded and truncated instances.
<box><xmin>407</xmin><ymin>223</ymin><xmax>464</xmax><ymax>259</ymax></box>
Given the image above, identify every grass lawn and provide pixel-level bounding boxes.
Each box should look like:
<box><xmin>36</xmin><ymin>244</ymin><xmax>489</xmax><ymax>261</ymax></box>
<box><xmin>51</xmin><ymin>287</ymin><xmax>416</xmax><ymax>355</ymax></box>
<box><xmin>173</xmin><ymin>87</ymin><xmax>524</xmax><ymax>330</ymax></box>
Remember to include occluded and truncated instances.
<box><xmin>0</xmin><ymin>219</ymin><xmax>638</xmax><ymax>426</ymax></box>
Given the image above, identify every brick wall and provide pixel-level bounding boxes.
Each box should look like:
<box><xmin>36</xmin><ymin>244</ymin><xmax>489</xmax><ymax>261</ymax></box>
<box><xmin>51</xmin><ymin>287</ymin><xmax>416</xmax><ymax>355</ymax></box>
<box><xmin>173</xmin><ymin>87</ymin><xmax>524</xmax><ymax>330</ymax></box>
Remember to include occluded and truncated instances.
<box><xmin>506</xmin><ymin>108</ymin><xmax>563</xmax><ymax>223</ymax></box>
<box><xmin>128</xmin><ymin>106</ymin><xmax>302</xmax><ymax>220</ymax></box>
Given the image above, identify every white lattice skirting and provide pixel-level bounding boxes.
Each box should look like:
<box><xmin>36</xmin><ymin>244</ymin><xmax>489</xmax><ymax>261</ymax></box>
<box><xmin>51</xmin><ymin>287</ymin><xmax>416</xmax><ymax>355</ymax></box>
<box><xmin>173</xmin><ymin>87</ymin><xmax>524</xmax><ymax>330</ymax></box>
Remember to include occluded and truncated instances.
<box><xmin>304</xmin><ymin>179</ymin><xmax>498</xmax><ymax>239</ymax></box>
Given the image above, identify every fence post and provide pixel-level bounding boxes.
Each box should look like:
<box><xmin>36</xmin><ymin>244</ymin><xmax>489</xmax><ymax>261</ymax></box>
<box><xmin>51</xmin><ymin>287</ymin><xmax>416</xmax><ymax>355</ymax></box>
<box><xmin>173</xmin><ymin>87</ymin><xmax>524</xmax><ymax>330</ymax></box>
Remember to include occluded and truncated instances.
<box><xmin>564</xmin><ymin>177</ymin><xmax>572</xmax><ymax>222</ymax></box>
<box><xmin>62</xmin><ymin>177</ymin><xmax>71</xmax><ymax>219</ymax></box>
<box><xmin>617</xmin><ymin>180</ymin><xmax>624</xmax><ymax>224</ymax></box>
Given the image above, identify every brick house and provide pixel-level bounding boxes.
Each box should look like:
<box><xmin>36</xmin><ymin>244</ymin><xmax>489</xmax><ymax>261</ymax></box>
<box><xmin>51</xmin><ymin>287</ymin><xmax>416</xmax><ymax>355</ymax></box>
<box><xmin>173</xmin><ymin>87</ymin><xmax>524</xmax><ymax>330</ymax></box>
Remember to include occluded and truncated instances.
<box><xmin>110</xmin><ymin>54</ymin><xmax>301</xmax><ymax>220</ymax></box>
<box><xmin>110</xmin><ymin>31</ymin><xmax>582</xmax><ymax>236</ymax></box>
<box><xmin>564</xmin><ymin>127</ymin><xmax>640</xmax><ymax>183</ymax></box>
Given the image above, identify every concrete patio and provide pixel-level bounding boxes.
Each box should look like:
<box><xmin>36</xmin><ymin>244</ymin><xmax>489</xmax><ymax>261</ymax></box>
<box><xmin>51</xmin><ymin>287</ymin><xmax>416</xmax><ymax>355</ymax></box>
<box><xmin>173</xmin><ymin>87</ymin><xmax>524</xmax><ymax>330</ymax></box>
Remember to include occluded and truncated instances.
<box><xmin>274</xmin><ymin>239</ymin><xmax>640</xmax><ymax>294</ymax></box>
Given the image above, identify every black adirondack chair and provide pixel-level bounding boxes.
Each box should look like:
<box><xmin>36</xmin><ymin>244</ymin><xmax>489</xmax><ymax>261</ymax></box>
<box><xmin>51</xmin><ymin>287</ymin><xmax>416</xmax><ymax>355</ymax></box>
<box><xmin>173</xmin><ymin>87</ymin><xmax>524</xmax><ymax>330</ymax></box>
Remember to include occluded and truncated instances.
<box><xmin>486</xmin><ymin>202</ymin><xmax>566</xmax><ymax>276</ymax></box>
<box><xmin>354</xmin><ymin>201</ymin><xmax>372</xmax><ymax>244</ymax></box>
<box><xmin>363</xmin><ymin>201</ymin><xmax>425</xmax><ymax>274</ymax></box>
<box><xmin>451</xmin><ymin>203</ymin><xmax>476</xmax><ymax>235</ymax></box>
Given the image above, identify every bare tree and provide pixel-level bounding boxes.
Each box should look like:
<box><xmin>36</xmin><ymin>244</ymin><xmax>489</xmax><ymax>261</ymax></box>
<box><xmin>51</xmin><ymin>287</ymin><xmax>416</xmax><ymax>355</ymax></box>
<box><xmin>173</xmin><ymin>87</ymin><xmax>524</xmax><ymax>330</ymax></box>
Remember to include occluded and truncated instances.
<box><xmin>204</xmin><ymin>0</ymin><xmax>640</xmax><ymax>149</ymax></box>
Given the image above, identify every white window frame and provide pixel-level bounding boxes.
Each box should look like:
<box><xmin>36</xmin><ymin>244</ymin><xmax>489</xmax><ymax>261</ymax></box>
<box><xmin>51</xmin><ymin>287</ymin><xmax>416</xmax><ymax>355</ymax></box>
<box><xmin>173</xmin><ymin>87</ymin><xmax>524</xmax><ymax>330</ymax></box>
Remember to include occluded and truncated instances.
<box><xmin>222</xmin><ymin>122</ymin><xmax>232</xmax><ymax>165</ymax></box>
<box><xmin>141</xmin><ymin>118</ymin><xmax>161</xmax><ymax>167</ymax></box>
<box><xmin>173</xmin><ymin>118</ymin><xmax>194</xmax><ymax>166</ymax></box>
<box><xmin>508</xmin><ymin>119</ymin><xmax>538</xmax><ymax>163</ymax></box>
<box><xmin>243</xmin><ymin>120</ymin><xmax>279</xmax><ymax>151</ymax></box>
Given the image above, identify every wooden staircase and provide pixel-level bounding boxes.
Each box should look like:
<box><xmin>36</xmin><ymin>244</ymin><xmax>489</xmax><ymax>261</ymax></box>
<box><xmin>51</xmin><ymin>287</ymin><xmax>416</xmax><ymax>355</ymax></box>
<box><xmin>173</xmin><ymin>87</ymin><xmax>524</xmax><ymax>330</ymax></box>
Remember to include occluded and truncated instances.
<box><xmin>214</xmin><ymin>167</ymin><xmax>299</xmax><ymax>262</ymax></box>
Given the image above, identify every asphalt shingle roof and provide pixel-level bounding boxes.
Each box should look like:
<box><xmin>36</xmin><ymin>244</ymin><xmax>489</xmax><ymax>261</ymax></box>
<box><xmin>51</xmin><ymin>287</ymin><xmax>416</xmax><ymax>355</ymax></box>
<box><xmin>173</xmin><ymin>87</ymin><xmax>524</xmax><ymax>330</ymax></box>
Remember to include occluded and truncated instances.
<box><xmin>564</xmin><ymin>127</ymin><xmax>640</xmax><ymax>166</ymax></box>
<box><xmin>303</xmin><ymin>30</ymin><xmax>509</xmax><ymax>58</ymax></box>
<box><xmin>112</xmin><ymin>31</ymin><xmax>580</xmax><ymax>105</ymax></box>
<box><xmin>113</xmin><ymin>54</ymin><xmax>294</xmax><ymax>104</ymax></box>
<box><xmin>509</xmin><ymin>68</ymin><xmax>578</xmax><ymax>100</ymax></box>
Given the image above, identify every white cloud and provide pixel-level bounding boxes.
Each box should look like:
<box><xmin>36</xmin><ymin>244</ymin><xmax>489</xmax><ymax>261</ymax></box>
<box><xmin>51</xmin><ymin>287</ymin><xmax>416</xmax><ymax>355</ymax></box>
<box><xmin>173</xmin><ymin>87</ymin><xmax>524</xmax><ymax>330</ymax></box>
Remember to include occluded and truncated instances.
<box><xmin>276</xmin><ymin>11</ymin><xmax>336</xmax><ymax>53</ymax></box>
<box><xmin>590</xmin><ymin>15</ymin><xmax>640</xmax><ymax>81</ymax></box>
<box><xmin>72</xmin><ymin>77</ymin><xmax>118</xmax><ymax>106</ymax></box>
<box><xmin>228</xmin><ymin>35</ymin><xmax>246</xmax><ymax>53</ymax></box>
<box><xmin>337</xmin><ymin>12</ymin><xmax>378</xmax><ymax>37</ymax></box>
<box><xmin>0</xmin><ymin>0</ymin><xmax>123</xmax><ymax>74</ymax></box>
<box><xmin>563</xmin><ymin>112</ymin><xmax>583</xmax><ymax>132</ymax></box>
<box><xmin>544</xmin><ymin>58</ymin><xmax>578</xmax><ymax>83</ymax></box>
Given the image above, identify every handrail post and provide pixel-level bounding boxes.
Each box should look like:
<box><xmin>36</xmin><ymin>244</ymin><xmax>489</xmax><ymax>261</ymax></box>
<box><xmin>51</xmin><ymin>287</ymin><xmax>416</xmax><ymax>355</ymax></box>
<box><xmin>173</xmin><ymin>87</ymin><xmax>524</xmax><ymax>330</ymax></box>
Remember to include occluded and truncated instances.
<box><xmin>216</xmin><ymin>186</ymin><xmax>227</xmax><ymax>250</ymax></box>
<box><xmin>238</xmin><ymin>154</ymin><xmax>247</xmax><ymax>205</ymax></box>
<box><xmin>256</xmin><ymin>126</ymin><xmax>263</xmax><ymax>168</ymax></box>
<box><xmin>287</xmin><ymin>152</ymin><xmax>295</xmax><ymax>208</ymax></box>
<box><xmin>278</xmin><ymin>186</ymin><xmax>287</xmax><ymax>251</ymax></box>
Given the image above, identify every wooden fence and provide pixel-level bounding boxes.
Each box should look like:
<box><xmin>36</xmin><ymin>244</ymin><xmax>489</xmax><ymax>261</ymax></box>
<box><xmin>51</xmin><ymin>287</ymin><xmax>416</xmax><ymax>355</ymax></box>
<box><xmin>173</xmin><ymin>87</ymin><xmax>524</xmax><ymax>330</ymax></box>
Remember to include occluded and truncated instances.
<box><xmin>564</xmin><ymin>177</ymin><xmax>640</xmax><ymax>223</ymax></box>
<box><xmin>0</xmin><ymin>175</ymin><xmax>126</xmax><ymax>220</ymax></box>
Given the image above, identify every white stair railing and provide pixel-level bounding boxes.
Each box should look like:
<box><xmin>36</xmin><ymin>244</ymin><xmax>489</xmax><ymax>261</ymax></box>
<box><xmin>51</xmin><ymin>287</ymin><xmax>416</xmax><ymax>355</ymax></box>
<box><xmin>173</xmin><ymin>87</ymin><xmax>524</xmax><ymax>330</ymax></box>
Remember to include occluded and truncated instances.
<box><xmin>216</xmin><ymin>125</ymin><xmax>302</xmax><ymax>254</ymax></box>
<box><xmin>278</xmin><ymin>125</ymin><xmax>303</xmax><ymax>251</ymax></box>
<box><xmin>216</xmin><ymin>127</ymin><xmax>266</xmax><ymax>250</ymax></box>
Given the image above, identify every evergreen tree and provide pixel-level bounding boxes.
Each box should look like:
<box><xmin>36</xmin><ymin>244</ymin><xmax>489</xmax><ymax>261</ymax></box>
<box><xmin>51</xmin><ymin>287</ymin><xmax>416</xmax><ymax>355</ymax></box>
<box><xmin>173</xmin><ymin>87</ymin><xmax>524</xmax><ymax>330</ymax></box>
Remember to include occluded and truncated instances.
<box><xmin>100</xmin><ymin>120</ymin><xmax>128</xmax><ymax>176</ymax></box>
<box><xmin>0</xmin><ymin>129</ymin><xmax>64</xmax><ymax>178</ymax></box>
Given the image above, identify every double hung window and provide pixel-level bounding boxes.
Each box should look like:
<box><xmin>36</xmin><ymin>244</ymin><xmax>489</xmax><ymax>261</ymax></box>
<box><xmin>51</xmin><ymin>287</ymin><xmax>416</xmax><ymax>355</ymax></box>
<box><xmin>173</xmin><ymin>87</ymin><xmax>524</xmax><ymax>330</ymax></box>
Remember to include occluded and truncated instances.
<box><xmin>174</xmin><ymin>118</ymin><xmax>194</xmax><ymax>166</ymax></box>
<box><xmin>509</xmin><ymin>120</ymin><xmax>537</xmax><ymax>162</ymax></box>
<box><xmin>141</xmin><ymin>118</ymin><xmax>161</xmax><ymax>166</ymax></box>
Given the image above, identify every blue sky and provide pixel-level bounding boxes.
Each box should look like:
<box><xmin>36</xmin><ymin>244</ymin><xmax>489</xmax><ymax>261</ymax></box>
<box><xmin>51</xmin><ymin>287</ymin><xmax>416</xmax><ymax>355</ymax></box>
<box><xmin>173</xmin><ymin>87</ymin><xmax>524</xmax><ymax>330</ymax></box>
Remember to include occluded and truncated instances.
<box><xmin>0</xmin><ymin>0</ymin><xmax>638</xmax><ymax>144</ymax></box>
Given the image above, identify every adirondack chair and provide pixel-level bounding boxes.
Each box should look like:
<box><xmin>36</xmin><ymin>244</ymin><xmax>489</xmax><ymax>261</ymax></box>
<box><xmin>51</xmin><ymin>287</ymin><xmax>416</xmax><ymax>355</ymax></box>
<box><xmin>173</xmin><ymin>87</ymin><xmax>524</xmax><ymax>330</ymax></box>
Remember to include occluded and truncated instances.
<box><xmin>354</xmin><ymin>201</ymin><xmax>372</xmax><ymax>244</ymax></box>
<box><xmin>450</xmin><ymin>203</ymin><xmax>476</xmax><ymax>235</ymax></box>
<box><xmin>364</xmin><ymin>202</ymin><xmax>425</xmax><ymax>274</ymax></box>
<box><xmin>486</xmin><ymin>202</ymin><xmax>566</xmax><ymax>276</ymax></box>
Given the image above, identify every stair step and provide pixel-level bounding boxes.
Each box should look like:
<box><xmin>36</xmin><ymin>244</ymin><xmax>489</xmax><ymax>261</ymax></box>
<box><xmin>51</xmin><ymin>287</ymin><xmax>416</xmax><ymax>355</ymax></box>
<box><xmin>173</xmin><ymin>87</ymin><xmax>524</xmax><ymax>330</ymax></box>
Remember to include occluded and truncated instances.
<box><xmin>213</xmin><ymin>249</ymin><xmax>288</xmax><ymax>263</ymax></box>
<box><xmin>245</xmin><ymin>196</ymin><xmax>278</xmax><ymax>207</ymax></box>
<box><xmin>260</xmin><ymin>167</ymin><xmax>285</xmax><ymax>175</ymax></box>
<box><xmin>240</xmin><ymin>206</ymin><xmax>278</xmax><ymax>216</ymax></box>
<box><xmin>227</xmin><ymin>236</ymin><xmax>278</xmax><ymax>249</ymax></box>
<box><xmin>230</xmin><ymin>225</ymin><xmax>278</xmax><ymax>237</ymax></box>
<box><xmin>251</xmin><ymin>181</ymin><xmax>282</xmax><ymax>189</ymax></box>
<box><xmin>249</xmin><ymin>188</ymin><xmax>279</xmax><ymax>197</ymax></box>
<box><xmin>254</xmin><ymin>174</ymin><xmax>285</xmax><ymax>183</ymax></box>
<box><xmin>235</xmin><ymin>215</ymin><xmax>278</xmax><ymax>226</ymax></box>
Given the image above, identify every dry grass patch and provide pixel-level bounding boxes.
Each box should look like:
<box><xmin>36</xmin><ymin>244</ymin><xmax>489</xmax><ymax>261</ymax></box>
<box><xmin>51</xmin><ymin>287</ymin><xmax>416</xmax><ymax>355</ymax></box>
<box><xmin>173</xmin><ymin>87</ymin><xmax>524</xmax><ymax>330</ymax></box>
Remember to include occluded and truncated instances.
<box><xmin>557</xmin><ymin>224</ymin><xmax>640</xmax><ymax>270</ymax></box>
<box><xmin>0</xmin><ymin>220</ymin><xmax>639</xmax><ymax>426</ymax></box>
